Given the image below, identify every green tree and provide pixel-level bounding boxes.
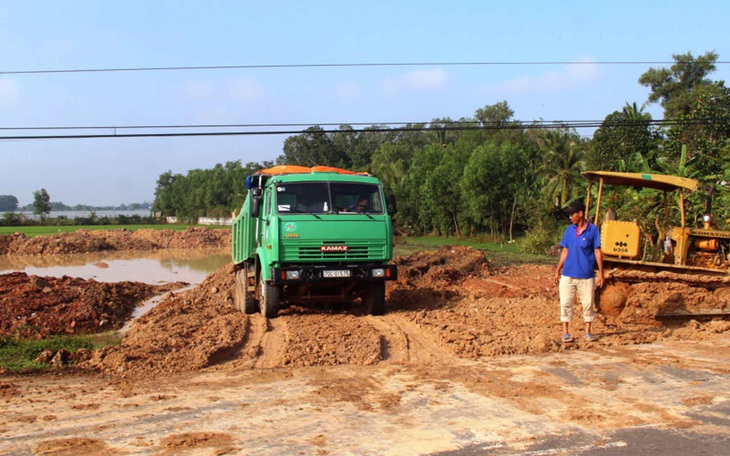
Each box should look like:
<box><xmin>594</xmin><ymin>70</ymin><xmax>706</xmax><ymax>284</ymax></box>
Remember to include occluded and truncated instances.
<box><xmin>666</xmin><ymin>83</ymin><xmax>730</xmax><ymax>177</ymax></box>
<box><xmin>639</xmin><ymin>51</ymin><xmax>718</xmax><ymax>119</ymax></box>
<box><xmin>152</xmin><ymin>171</ymin><xmax>177</xmax><ymax>216</ymax></box>
<box><xmin>461</xmin><ymin>141</ymin><xmax>535</xmax><ymax>240</ymax></box>
<box><xmin>472</xmin><ymin>101</ymin><xmax>525</xmax><ymax>146</ymax></box>
<box><xmin>475</xmin><ymin>101</ymin><xmax>514</xmax><ymax>126</ymax></box>
<box><xmin>587</xmin><ymin>102</ymin><xmax>660</xmax><ymax>172</ymax></box>
<box><xmin>151</xmin><ymin>160</ymin><xmax>272</xmax><ymax>221</ymax></box>
<box><xmin>536</xmin><ymin>129</ymin><xmax>586</xmax><ymax>207</ymax></box>
<box><xmin>0</xmin><ymin>195</ymin><xmax>19</xmax><ymax>212</ymax></box>
<box><xmin>33</xmin><ymin>188</ymin><xmax>51</xmax><ymax>223</ymax></box>
<box><xmin>278</xmin><ymin>126</ymin><xmax>350</xmax><ymax>168</ymax></box>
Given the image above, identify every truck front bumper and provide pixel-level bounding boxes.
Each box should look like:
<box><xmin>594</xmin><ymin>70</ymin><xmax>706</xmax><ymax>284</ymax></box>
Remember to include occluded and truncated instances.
<box><xmin>270</xmin><ymin>264</ymin><xmax>397</xmax><ymax>285</ymax></box>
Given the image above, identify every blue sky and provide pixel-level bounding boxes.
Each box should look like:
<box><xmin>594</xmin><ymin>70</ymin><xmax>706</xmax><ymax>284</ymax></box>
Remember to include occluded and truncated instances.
<box><xmin>1</xmin><ymin>1</ymin><xmax>729</xmax><ymax>206</ymax></box>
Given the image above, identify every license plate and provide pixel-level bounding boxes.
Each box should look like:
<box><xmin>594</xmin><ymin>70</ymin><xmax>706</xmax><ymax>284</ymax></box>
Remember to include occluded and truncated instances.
<box><xmin>323</xmin><ymin>270</ymin><xmax>351</xmax><ymax>278</ymax></box>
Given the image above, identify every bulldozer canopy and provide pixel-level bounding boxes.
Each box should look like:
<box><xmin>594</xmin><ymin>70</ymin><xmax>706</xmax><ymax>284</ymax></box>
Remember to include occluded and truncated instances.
<box><xmin>582</xmin><ymin>171</ymin><xmax>699</xmax><ymax>192</ymax></box>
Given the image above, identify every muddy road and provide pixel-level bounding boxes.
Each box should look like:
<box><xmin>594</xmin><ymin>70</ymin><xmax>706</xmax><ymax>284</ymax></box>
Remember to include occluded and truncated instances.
<box><xmin>1</xmin><ymin>229</ymin><xmax>729</xmax><ymax>455</ymax></box>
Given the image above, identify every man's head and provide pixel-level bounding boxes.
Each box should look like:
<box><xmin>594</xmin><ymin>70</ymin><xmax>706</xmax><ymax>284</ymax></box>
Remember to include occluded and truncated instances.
<box><xmin>564</xmin><ymin>200</ymin><xmax>586</xmax><ymax>224</ymax></box>
<box><xmin>356</xmin><ymin>197</ymin><xmax>369</xmax><ymax>212</ymax></box>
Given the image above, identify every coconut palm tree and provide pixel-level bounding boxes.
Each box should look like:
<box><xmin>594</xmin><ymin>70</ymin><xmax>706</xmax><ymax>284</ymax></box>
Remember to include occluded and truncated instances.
<box><xmin>536</xmin><ymin>129</ymin><xmax>586</xmax><ymax>207</ymax></box>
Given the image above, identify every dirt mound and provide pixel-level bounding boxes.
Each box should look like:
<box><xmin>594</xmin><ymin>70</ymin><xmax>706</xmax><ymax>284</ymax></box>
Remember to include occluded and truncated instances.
<box><xmin>0</xmin><ymin>272</ymin><xmax>187</xmax><ymax>338</ymax></box>
<box><xmin>0</xmin><ymin>227</ymin><xmax>230</xmax><ymax>255</ymax></box>
<box><xmin>84</xmin><ymin>265</ymin><xmax>246</xmax><ymax>376</ymax></box>
<box><xmin>3</xmin><ymin>238</ymin><xmax>727</xmax><ymax>379</ymax></box>
<box><xmin>394</xmin><ymin>245</ymin><xmax>491</xmax><ymax>288</ymax></box>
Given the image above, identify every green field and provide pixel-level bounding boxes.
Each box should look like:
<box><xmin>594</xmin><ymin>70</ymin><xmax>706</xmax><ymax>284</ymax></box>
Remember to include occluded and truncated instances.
<box><xmin>0</xmin><ymin>332</ymin><xmax>120</xmax><ymax>371</ymax></box>
<box><xmin>395</xmin><ymin>235</ymin><xmax>553</xmax><ymax>266</ymax></box>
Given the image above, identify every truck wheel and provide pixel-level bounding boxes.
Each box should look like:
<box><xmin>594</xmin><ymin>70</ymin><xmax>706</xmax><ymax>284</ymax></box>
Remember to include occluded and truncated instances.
<box><xmin>260</xmin><ymin>277</ymin><xmax>281</xmax><ymax>319</ymax></box>
<box><xmin>234</xmin><ymin>266</ymin><xmax>258</xmax><ymax>314</ymax></box>
<box><xmin>364</xmin><ymin>282</ymin><xmax>386</xmax><ymax>316</ymax></box>
<box><xmin>233</xmin><ymin>268</ymin><xmax>245</xmax><ymax>311</ymax></box>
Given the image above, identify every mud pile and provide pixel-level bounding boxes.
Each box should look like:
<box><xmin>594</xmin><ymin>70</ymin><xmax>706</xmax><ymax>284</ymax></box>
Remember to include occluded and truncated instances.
<box><xmin>0</xmin><ymin>272</ymin><xmax>187</xmax><ymax>338</ymax></box>
<box><xmin>600</xmin><ymin>270</ymin><xmax>730</xmax><ymax>324</ymax></box>
<box><xmin>81</xmin><ymin>244</ymin><xmax>729</xmax><ymax>379</ymax></box>
<box><xmin>0</xmin><ymin>227</ymin><xmax>230</xmax><ymax>255</ymax></box>
<box><xmin>85</xmin><ymin>265</ymin><xmax>245</xmax><ymax>376</ymax></box>
<box><xmin>3</xmin><ymin>230</ymin><xmax>729</xmax><ymax>379</ymax></box>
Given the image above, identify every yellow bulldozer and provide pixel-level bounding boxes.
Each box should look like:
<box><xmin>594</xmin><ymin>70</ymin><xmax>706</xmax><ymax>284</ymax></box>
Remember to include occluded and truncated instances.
<box><xmin>582</xmin><ymin>171</ymin><xmax>730</xmax><ymax>323</ymax></box>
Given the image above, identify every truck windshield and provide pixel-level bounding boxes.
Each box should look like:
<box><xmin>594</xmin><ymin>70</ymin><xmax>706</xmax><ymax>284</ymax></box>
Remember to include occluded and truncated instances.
<box><xmin>275</xmin><ymin>182</ymin><xmax>383</xmax><ymax>214</ymax></box>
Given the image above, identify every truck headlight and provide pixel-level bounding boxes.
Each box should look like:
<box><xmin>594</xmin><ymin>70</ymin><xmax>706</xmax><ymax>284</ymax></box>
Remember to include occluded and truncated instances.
<box><xmin>372</xmin><ymin>268</ymin><xmax>385</xmax><ymax>278</ymax></box>
<box><xmin>285</xmin><ymin>270</ymin><xmax>301</xmax><ymax>280</ymax></box>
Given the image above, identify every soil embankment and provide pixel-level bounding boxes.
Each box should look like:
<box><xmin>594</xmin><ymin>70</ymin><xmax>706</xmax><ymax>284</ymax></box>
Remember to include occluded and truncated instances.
<box><xmin>1</xmin><ymin>229</ymin><xmax>729</xmax><ymax>379</ymax></box>
<box><xmin>2</xmin><ymin>230</ymin><xmax>730</xmax><ymax>454</ymax></box>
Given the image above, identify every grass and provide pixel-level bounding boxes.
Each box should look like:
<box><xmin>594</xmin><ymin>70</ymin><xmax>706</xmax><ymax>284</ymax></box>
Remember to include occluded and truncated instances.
<box><xmin>395</xmin><ymin>235</ymin><xmax>554</xmax><ymax>266</ymax></box>
<box><xmin>0</xmin><ymin>332</ymin><xmax>120</xmax><ymax>372</ymax></box>
<box><xmin>0</xmin><ymin>224</ymin><xmax>227</xmax><ymax>237</ymax></box>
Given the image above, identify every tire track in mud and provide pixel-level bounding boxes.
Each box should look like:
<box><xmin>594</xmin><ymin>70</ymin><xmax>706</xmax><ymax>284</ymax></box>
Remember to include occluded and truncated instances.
<box><xmin>364</xmin><ymin>314</ymin><xmax>458</xmax><ymax>365</ymax></box>
<box><xmin>254</xmin><ymin>316</ymin><xmax>287</xmax><ymax>369</ymax></box>
<box><xmin>220</xmin><ymin>314</ymin><xmax>286</xmax><ymax>369</ymax></box>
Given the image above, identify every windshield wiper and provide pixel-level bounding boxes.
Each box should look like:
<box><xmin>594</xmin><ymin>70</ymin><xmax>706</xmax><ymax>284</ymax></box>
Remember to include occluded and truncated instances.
<box><xmin>289</xmin><ymin>208</ymin><xmax>322</xmax><ymax>219</ymax></box>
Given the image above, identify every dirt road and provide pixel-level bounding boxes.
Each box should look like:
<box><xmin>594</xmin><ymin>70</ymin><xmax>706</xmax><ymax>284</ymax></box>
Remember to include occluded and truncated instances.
<box><xmin>2</xmin><ymin>333</ymin><xmax>729</xmax><ymax>455</ymax></box>
<box><xmin>1</xmin><ymin>231</ymin><xmax>729</xmax><ymax>454</ymax></box>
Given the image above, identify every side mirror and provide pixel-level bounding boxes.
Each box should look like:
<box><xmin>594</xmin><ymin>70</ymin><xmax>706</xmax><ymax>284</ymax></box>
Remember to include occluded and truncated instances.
<box><xmin>388</xmin><ymin>194</ymin><xmax>397</xmax><ymax>215</ymax></box>
<box><xmin>250</xmin><ymin>188</ymin><xmax>262</xmax><ymax>217</ymax></box>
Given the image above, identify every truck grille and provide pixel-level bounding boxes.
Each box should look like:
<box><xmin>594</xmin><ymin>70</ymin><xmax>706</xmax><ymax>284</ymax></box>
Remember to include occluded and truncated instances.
<box><xmin>281</xmin><ymin>241</ymin><xmax>386</xmax><ymax>261</ymax></box>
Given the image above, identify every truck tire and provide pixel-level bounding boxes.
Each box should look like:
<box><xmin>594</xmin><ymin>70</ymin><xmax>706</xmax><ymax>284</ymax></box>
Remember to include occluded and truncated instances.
<box><xmin>234</xmin><ymin>266</ymin><xmax>258</xmax><ymax>314</ymax></box>
<box><xmin>364</xmin><ymin>282</ymin><xmax>386</xmax><ymax>316</ymax></box>
<box><xmin>260</xmin><ymin>277</ymin><xmax>281</xmax><ymax>319</ymax></box>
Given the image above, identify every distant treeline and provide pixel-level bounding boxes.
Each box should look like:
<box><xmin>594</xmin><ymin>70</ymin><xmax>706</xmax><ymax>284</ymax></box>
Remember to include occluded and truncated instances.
<box><xmin>0</xmin><ymin>195</ymin><xmax>151</xmax><ymax>213</ymax></box>
<box><xmin>152</xmin><ymin>52</ymin><xmax>730</xmax><ymax>253</ymax></box>
<box><xmin>17</xmin><ymin>202</ymin><xmax>152</xmax><ymax>212</ymax></box>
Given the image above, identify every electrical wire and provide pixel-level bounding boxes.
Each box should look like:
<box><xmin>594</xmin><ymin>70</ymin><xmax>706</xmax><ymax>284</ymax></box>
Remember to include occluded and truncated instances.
<box><xmin>2</xmin><ymin>61</ymin><xmax>729</xmax><ymax>76</ymax></box>
<box><xmin>0</xmin><ymin>118</ymin><xmax>721</xmax><ymax>141</ymax></box>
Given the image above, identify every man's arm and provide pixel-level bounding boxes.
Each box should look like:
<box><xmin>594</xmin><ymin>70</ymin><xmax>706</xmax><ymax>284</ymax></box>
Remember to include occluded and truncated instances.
<box><xmin>594</xmin><ymin>248</ymin><xmax>604</xmax><ymax>288</ymax></box>
<box><xmin>555</xmin><ymin>248</ymin><xmax>568</xmax><ymax>285</ymax></box>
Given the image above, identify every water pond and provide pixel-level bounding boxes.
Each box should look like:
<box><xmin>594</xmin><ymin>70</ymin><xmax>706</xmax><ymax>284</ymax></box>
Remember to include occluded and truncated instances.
<box><xmin>0</xmin><ymin>248</ymin><xmax>231</xmax><ymax>285</ymax></box>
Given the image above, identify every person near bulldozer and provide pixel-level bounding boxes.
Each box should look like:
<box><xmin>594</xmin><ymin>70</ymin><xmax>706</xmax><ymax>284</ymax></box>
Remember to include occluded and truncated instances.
<box><xmin>554</xmin><ymin>200</ymin><xmax>605</xmax><ymax>342</ymax></box>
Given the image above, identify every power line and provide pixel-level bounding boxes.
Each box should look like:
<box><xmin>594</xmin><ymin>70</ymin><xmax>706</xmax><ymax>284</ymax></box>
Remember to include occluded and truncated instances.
<box><xmin>0</xmin><ymin>118</ymin><xmax>712</xmax><ymax>131</ymax></box>
<box><xmin>0</xmin><ymin>118</ymin><xmax>720</xmax><ymax>141</ymax></box>
<box><xmin>2</xmin><ymin>60</ymin><xmax>730</xmax><ymax>76</ymax></box>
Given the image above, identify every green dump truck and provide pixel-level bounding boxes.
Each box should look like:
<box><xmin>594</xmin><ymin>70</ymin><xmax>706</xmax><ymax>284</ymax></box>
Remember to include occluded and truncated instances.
<box><xmin>232</xmin><ymin>165</ymin><xmax>398</xmax><ymax>318</ymax></box>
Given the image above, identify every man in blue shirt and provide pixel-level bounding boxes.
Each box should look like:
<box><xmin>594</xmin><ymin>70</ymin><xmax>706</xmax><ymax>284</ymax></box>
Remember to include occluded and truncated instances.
<box><xmin>554</xmin><ymin>200</ymin><xmax>604</xmax><ymax>342</ymax></box>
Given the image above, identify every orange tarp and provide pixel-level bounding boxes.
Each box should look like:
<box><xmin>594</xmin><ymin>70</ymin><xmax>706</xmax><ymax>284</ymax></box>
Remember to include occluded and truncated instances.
<box><xmin>256</xmin><ymin>165</ymin><xmax>366</xmax><ymax>176</ymax></box>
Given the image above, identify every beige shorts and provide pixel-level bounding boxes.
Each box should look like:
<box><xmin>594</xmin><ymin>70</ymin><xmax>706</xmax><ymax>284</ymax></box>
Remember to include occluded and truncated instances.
<box><xmin>559</xmin><ymin>276</ymin><xmax>596</xmax><ymax>323</ymax></box>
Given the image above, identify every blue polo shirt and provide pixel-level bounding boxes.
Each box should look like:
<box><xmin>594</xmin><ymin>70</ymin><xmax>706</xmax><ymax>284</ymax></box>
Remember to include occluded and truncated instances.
<box><xmin>560</xmin><ymin>222</ymin><xmax>601</xmax><ymax>279</ymax></box>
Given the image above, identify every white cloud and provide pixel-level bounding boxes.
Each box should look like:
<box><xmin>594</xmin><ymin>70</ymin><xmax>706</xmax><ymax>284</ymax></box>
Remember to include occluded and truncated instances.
<box><xmin>0</xmin><ymin>78</ymin><xmax>19</xmax><ymax>106</ymax></box>
<box><xmin>181</xmin><ymin>78</ymin><xmax>264</xmax><ymax>104</ymax></box>
<box><xmin>182</xmin><ymin>81</ymin><xmax>214</xmax><ymax>99</ymax></box>
<box><xmin>333</xmin><ymin>82</ymin><xmax>360</xmax><ymax>101</ymax></box>
<box><xmin>382</xmin><ymin>68</ymin><xmax>449</xmax><ymax>95</ymax></box>
<box><xmin>194</xmin><ymin>107</ymin><xmax>232</xmax><ymax>124</ymax></box>
<box><xmin>228</xmin><ymin>78</ymin><xmax>264</xmax><ymax>103</ymax></box>
<box><xmin>482</xmin><ymin>58</ymin><xmax>601</xmax><ymax>96</ymax></box>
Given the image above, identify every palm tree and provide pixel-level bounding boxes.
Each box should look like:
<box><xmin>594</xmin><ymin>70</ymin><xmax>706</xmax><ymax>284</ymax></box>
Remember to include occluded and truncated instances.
<box><xmin>536</xmin><ymin>129</ymin><xmax>586</xmax><ymax>207</ymax></box>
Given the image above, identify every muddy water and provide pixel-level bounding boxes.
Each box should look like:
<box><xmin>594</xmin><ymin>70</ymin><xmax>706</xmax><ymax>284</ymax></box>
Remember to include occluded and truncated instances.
<box><xmin>0</xmin><ymin>248</ymin><xmax>231</xmax><ymax>285</ymax></box>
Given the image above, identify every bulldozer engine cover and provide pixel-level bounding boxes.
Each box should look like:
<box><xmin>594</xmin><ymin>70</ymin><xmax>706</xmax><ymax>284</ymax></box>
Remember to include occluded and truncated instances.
<box><xmin>601</xmin><ymin>220</ymin><xmax>641</xmax><ymax>259</ymax></box>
